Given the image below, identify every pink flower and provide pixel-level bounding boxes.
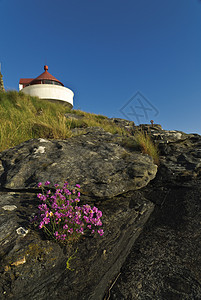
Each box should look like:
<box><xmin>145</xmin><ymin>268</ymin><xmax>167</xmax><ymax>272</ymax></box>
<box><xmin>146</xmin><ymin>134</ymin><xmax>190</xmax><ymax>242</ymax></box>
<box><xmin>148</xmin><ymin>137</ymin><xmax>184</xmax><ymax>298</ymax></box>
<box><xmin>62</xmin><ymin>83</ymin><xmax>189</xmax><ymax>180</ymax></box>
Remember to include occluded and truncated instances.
<box><xmin>96</xmin><ymin>220</ymin><xmax>102</xmax><ymax>226</ymax></box>
<box><xmin>98</xmin><ymin>229</ymin><xmax>104</xmax><ymax>236</ymax></box>
<box><xmin>43</xmin><ymin>217</ymin><xmax>50</xmax><ymax>224</ymax></box>
<box><xmin>68</xmin><ymin>228</ymin><xmax>73</xmax><ymax>234</ymax></box>
<box><xmin>34</xmin><ymin>181</ymin><xmax>104</xmax><ymax>244</ymax></box>
<box><xmin>39</xmin><ymin>222</ymin><xmax>44</xmax><ymax>229</ymax></box>
<box><xmin>83</xmin><ymin>216</ymin><xmax>90</xmax><ymax>223</ymax></box>
<box><xmin>96</xmin><ymin>210</ymin><xmax>102</xmax><ymax>218</ymax></box>
<box><xmin>93</xmin><ymin>206</ymin><xmax>98</xmax><ymax>213</ymax></box>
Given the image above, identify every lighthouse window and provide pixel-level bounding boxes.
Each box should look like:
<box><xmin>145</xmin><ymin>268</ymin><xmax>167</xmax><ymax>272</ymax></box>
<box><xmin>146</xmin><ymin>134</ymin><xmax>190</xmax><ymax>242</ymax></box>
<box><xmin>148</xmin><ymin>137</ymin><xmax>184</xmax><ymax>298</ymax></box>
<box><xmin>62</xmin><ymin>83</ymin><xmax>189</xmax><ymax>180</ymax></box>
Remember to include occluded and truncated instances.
<box><xmin>54</xmin><ymin>81</ymin><xmax>62</xmax><ymax>86</ymax></box>
<box><xmin>43</xmin><ymin>80</ymin><xmax>53</xmax><ymax>84</ymax></box>
<box><xmin>42</xmin><ymin>80</ymin><xmax>62</xmax><ymax>86</ymax></box>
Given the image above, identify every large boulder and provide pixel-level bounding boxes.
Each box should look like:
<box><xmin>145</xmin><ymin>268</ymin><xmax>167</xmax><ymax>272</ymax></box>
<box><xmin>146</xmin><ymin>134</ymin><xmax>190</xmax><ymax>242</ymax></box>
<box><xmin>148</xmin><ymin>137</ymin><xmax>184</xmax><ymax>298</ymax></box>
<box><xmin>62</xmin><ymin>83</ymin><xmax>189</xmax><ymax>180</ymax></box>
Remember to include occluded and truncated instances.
<box><xmin>0</xmin><ymin>128</ymin><xmax>157</xmax><ymax>197</ymax></box>
<box><xmin>0</xmin><ymin>128</ymin><xmax>157</xmax><ymax>299</ymax></box>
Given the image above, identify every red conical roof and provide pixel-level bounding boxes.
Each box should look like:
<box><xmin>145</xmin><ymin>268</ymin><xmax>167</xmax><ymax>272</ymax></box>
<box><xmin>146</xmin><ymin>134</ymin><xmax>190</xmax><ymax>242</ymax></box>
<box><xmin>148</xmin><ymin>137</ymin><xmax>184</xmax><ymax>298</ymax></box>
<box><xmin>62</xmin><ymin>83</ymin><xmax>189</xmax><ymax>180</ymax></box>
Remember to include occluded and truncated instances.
<box><xmin>29</xmin><ymin>65</ymin><xmax>64</xmax><ymax>86</ymax></box>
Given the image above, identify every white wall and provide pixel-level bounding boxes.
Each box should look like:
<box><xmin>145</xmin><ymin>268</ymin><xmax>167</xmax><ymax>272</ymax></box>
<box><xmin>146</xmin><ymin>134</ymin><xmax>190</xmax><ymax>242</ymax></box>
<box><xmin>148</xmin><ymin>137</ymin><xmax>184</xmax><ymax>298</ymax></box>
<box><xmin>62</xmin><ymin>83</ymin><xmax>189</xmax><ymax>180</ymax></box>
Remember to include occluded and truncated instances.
<box><xmin>19</xmin><ymin>84</ymin><xmax>23</xmax><ymax>91</ymax></box>
<box><xmin>21</xmin><ymin>84</ymin><xmax>74</xmax><ymax>106</ymax></box>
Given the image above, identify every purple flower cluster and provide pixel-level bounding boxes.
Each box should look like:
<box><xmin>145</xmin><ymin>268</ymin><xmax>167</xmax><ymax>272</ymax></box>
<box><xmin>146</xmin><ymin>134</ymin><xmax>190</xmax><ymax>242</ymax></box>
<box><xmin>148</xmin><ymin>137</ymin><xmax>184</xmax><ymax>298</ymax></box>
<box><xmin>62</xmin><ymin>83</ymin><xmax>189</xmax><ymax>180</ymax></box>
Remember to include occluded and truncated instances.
<box><xmin>34</xmin><ymin>181</ymin><xmax>104</xmax><ymax>243</ymax></box>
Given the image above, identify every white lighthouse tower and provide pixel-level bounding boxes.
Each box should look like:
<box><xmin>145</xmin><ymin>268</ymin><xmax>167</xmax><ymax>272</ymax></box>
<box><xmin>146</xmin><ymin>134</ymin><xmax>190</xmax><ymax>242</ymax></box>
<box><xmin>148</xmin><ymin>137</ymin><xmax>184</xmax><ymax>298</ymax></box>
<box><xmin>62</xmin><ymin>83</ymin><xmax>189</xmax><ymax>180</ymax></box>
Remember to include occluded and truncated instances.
<box><xmin>19</xmin><ymin>65</ymin><xmax>74</xmax><ymax>107</ymax></box>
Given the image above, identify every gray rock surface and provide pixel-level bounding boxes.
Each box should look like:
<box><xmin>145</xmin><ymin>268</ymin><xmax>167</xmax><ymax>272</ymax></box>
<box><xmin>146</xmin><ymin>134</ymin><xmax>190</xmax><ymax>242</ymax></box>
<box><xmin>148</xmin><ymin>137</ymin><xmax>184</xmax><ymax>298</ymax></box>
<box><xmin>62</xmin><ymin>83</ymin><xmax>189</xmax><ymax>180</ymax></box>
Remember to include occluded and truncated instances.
<box><xmin>0</xmin><ymin>190</ymin><xmax>154</xmax><ymax>300</ymax></box>
<box><xmin>109</xmin><ymin>127</ymin><xmax>201</xmax><ymax>300</ymax></box>
<box><xmin>0</xmin><ymin>127</ymin><xmax>156</xmax><ymax>300</ymax></box>
<box><xmin>1</xmin><ymin>123</ymin><xmax>201</xmax><ymax>300</ymax></box>
<box><xmin>0</xmin><ymin>128</ymin><xmax>157</xmax><ymax>197</ymax></box>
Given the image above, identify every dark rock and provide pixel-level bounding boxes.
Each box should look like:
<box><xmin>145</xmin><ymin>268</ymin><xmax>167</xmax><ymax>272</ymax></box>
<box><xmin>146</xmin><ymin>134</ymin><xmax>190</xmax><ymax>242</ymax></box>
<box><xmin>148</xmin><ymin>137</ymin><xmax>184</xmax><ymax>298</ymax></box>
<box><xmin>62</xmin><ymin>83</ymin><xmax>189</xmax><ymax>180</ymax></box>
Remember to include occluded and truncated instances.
<box><xmin>108</xmin><ymin>129</ymin><xmax>201</xmax><ymax>300</ymax></box>
<box><xmin>138</xmin><ymin>124</ymin><xmax>162</xmax><ymax>131</ymax></box>
<box><xmin>110</xmin><ymin>118</ymin><xmax>135</xmax><ymax>134</ymax></box>
<box><xmin>0</xmin><ymin>192</ymin><xmax>154</xmax><ymax>300</ymax></box>
<box><xmin>0</xmin><ymin>128</ymin><xmax>156</xmax><ymax>299</ymax></box>
<box><xmin>1</xmin><ymin>124</ymin><xmax>201</xmax><ymax>300</ymax></box>
<box><xmin>109</xmin><ymin>179</ymin><xmax>201</xmax><ymax>299</ymax></box>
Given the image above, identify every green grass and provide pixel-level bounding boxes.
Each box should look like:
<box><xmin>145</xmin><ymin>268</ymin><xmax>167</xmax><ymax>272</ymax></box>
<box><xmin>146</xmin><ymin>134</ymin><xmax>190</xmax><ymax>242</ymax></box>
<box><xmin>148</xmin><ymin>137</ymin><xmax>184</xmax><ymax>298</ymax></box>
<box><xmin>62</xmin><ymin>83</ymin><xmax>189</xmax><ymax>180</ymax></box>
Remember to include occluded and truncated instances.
<box><xmin>0</xmin><ymin>91</ymin><xmax>160</xmax><ymax>164</ymax></box>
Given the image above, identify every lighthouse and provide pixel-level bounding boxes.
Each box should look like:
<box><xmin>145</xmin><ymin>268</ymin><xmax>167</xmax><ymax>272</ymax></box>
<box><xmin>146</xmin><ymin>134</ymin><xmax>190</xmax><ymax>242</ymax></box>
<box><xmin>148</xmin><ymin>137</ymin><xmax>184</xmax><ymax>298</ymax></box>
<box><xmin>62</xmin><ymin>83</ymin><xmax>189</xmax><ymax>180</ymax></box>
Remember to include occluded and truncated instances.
<box><xmin>19</xmin><ymin>65</ymin><xmax>74</xmax><ymax>107</ymax></box>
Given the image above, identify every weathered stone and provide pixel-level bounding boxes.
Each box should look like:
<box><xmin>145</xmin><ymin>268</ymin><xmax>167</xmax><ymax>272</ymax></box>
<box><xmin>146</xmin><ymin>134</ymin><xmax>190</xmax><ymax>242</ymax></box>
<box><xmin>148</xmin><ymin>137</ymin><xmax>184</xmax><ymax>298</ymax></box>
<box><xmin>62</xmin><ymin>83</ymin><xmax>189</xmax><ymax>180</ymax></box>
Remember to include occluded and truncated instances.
<box><xmin>0</xmin><ymin>127</ymin><xmax>157</xmax><ymax>299</ymax></box>
<box><xmin>109</xmin><ymin>128</ymin><xmax>201</xmax><ymax>300</ymax></box>
<box><xmin>0</xmin><ymin>128</ymin><xmax>157</xmax><ymax>197</ymax></box>
<box><xmin>110</xmin><ymin>118</ymin><xmax>135</xmax><ymax>134</ymax></box>
<box><xmin>0</xmin><ymin>191</ymin><xmax>154</xmax><ymax>299</ymax></box>
<box><xmin>1</xmin><ymin>123</ymin><xmax>201</xmax><ymax>299</ymax></box>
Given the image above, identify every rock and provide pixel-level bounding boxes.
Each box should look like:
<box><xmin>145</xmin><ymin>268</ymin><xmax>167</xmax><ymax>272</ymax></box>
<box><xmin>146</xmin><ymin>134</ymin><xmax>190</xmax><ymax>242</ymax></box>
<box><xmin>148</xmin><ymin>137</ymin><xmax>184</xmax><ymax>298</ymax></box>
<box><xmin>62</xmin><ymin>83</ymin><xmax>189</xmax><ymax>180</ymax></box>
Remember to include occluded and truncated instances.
<box><xmin>0</xmin><ymin>191</ymin><xmax>154</xmax><ymax>300</ymax></box>
<box><xmin>110</xmin><ymin>118</ymin><xmax>135</xmax><ymax>134</ymax></box>
<box><xmin>0</xmin><ymin>128</ymin><xmax>156</xmax><ymax>299</ymax></box>
<box><xmin>1</xmin><ymin>123</ymin><xmax>201</xmax><ymax>300</ymax></box>
<box><xmin>109</xmin><ymin>129</ymin><xmax>201</xmax><ymax>300</ymax></box>
<box><xmin>0</xmin><ymin>128</ymin><xmax>157</xmax><ymax>197</ymax></box>
<box><xmin>65</xmin><ymin>112</ymin><xmax>85</xmax><ymax>121</ymax></box>
<box><xmin>138</xmin><ymin>124</ymin><xmax>162</xmax><ymax>131</ymax></box>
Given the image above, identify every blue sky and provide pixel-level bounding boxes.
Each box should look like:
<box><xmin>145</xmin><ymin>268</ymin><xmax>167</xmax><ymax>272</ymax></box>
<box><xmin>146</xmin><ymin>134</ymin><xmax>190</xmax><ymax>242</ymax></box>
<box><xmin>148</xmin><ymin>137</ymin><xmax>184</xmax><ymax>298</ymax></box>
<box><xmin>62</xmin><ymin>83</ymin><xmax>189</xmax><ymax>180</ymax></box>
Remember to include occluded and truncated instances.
<box><xmin>1</xmin><ymin>0</ymin><xmax>201</xmax><ymax>134</ymax></box>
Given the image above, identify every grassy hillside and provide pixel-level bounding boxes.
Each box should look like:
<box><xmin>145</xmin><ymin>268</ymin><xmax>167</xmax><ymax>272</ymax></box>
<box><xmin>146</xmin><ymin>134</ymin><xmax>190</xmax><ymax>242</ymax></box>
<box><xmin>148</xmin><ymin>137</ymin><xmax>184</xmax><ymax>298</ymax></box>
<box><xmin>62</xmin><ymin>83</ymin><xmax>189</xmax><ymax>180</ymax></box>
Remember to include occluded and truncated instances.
<box><xmin>0</xmin><ymin>91</ymin><xmax>127</xmax><ymax>151</ymax></box>
<box><xmin>0</xmin><ymin>91</ymin><xmax>159</xmax><ymax>163</ymax></box>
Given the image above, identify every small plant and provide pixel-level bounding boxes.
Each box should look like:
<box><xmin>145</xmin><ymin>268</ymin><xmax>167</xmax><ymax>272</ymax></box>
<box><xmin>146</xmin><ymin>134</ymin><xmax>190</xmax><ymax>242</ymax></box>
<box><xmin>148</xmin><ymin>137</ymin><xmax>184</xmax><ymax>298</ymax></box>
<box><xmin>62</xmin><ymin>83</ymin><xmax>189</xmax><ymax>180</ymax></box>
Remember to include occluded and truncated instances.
<box><xmin>66</xmin><ymin>248</ymin><xmax>78</xmax><ymax>271</ymax></box>
<box><xmin>32</xmin><ymin>181</ymin><xmax>104</xmax><ymax>244</ymax></box>
<box><xmin>134</xmin><ymin>130</ymin><xmax>159</xmax><ymax>165</ymax></box>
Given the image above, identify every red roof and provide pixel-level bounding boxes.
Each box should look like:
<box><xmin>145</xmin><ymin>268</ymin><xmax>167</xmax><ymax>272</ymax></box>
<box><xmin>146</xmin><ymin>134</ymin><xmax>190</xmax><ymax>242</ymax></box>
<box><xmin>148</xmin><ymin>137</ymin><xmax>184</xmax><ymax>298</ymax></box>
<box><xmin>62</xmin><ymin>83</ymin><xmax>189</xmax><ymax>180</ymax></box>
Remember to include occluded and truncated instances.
<box><xmin>19</xmin><ymin>78</ymin><xmax>33</xmax><ymax>85</ymax></box>
<box><xmin>19</xmin><ymin>66</ymin><xmax>64</xmax><ymax>87</ymax></box>
<box><xmin>29</xmin><ymin>65</ymin><xmax>64</xmax><ymax>86</ymax></box>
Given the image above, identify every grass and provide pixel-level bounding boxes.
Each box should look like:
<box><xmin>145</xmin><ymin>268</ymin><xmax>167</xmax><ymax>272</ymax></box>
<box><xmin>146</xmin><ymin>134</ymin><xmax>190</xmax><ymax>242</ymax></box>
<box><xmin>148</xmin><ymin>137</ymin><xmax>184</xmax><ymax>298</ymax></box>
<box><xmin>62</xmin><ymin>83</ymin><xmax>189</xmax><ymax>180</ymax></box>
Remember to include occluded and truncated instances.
<box><xmin>0</xmin><ymin>91</ymin><xmax>73</xmax><ymax>151</ymax></box>
<box><xmin>134</xmin><ymin>129</ymin><xmax>160</xmax><ymax>165</ymax></box>
<box><xmin>0</xmin><ymin>91</ymin><xmax>127</xmax><ymax>152</ymax></box>
<box><xmin>0</xmin><ymin>91</ymin><xmax>160</xmax><ymax>164</ymax></box>
<box><xmin>71</xmin><ymin>110</ymin><xmax>128</xmax><ymax>135</ymax></box>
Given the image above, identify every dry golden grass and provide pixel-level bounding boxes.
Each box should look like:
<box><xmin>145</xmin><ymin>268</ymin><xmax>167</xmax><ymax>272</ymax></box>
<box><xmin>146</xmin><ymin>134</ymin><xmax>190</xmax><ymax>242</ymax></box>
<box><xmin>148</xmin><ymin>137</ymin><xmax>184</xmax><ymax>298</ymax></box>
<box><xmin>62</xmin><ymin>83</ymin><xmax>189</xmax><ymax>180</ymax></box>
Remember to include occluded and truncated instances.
<box><xmin>0</xmin><ymin>91</ymin><xmax>126</xmax><ymax>152</ymax></box>
<box><xmin>0</xmin><ymin>91</ymin><xmax>73</xmax><ymax>151</ymax></box>
<box><xmin>134</xmin><ymin>129</ymin><xmax>159</xmax><ymax>165</ymax></box>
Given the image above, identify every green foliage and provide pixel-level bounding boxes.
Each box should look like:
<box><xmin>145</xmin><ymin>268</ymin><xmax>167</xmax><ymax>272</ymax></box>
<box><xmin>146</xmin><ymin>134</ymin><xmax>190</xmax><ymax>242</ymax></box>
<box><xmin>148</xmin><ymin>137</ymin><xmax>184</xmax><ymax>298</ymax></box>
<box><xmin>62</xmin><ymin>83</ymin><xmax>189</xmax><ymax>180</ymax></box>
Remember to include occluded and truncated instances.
<box><xmin>66</xmin><ymin>248</ymin><xmax>78</xmax><ymax>271</ymax></box>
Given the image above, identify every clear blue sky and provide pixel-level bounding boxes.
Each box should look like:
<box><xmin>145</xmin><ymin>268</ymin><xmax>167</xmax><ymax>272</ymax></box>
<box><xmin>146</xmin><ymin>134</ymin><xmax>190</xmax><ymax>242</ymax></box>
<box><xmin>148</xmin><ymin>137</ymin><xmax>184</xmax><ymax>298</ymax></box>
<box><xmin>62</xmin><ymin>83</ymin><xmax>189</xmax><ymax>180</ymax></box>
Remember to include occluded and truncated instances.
<box><xmin>1</xmin><ymin>0</ymin><xmax>201</xmax><ymax>134</ymax></box>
